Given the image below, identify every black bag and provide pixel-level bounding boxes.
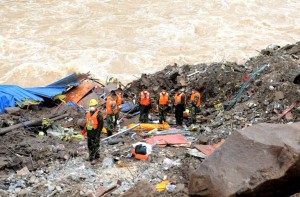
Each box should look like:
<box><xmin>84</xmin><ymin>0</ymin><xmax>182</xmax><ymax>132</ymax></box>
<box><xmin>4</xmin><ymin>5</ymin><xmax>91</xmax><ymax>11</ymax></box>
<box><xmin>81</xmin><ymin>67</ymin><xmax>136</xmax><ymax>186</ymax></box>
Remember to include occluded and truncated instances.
<box><xmin>135</xmin><ymin>144</ymin><xmax>147</xmax><ymax>155</ymax></box>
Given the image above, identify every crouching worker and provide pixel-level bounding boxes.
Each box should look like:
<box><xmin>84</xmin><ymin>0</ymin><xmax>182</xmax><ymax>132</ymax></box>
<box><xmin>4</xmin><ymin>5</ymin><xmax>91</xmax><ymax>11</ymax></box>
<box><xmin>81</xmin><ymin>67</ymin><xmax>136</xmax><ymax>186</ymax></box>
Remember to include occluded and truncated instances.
<box><xmin>85</xmin><ymin>99</ymin><xmax>103</xmax><ymax>164</ymax></box>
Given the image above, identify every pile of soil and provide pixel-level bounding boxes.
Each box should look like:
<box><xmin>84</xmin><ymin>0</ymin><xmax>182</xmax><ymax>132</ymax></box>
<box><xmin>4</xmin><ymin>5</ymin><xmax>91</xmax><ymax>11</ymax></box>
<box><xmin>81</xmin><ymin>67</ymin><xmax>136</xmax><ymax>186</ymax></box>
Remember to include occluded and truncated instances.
<box><xmin>128</xmin><ymin>41</ymin><xmax>300</xmax><ymax>130</ymax></box>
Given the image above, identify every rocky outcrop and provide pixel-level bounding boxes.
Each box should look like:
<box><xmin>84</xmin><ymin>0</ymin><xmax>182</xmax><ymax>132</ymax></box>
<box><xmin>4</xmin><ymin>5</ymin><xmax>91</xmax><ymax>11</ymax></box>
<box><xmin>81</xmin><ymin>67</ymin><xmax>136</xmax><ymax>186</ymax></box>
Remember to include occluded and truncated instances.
<box><xmin>189</xmin><ymin>122</ymin><xmax>300</xmax><ymax>197</ymax></box>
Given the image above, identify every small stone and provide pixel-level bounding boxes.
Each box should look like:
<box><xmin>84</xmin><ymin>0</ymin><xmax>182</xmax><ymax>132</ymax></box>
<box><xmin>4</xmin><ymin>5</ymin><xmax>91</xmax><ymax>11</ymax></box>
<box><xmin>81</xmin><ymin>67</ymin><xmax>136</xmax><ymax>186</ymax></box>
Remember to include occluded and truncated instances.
<box><xmin>174</xmin><ymin>183</ymin><xmax>185</xmax><ymax>192</ymax></box>
<box><xmin>47</xmin><ymin>184</ymin><xmax>55</xmax><ymax>191</ymax></box>
<box><xmin>29</xmin><ymin>176</ymin><xmax>36</xmax><ymax>184</ymax></box>
<box><xmin>102</xmin><ymin>157</ymin><xmax>114</xmax><ymax>168</ymax></box>
<box><xmin>263</xmin><ymin>100</ymin><xmax>269</xmax><ymax>105</ymax></box>
<box><xmin>56</xmin><ymin>186</ymin><xmax>62</xmax><ymax>192</ymax></box>
<box><xmin>285</xmin><ymin>112</ymin><xmax>293</xmax><ymax>120</ymax></box>
<box><xmin>15</xmin><ymin>188</ymin><xmax>21</xmax><ymax>193</ymax></box>
<box><xmin>37</xmin><ymin>170</ymin><xmax>44</xmax><ymax>175</ymax></box>
<box><xmin>17</xmin><ymin>189</ymin><xmax>31</xmax><ymax>196</ymax></box>
<box><xmin>274</xmin><ymin>91</ymin><xmax>284</xmax><ymax>101</ymax></box>
<box><xmin>224</xmin><ymin>115</ymin><xmax>231</xmax><ymax>121</ymax></box>
<box><xmin>197</xmin><ymin>135</ymin><xmax>209</xmax><ymax>144</ymax></box>
<box><xmin>202</xmin><ymin>126</ymin><xmax>211</xmax><ymax>133</ymax></box>
<box><xmin>63</xmin><ymin>154</ymin><xmax>70</xmax><ymax>160</ymax></box>
<box><xmin>17</xmin><ymin>166</ymin><xmax>30</xmax><ymax>177</ymax></box>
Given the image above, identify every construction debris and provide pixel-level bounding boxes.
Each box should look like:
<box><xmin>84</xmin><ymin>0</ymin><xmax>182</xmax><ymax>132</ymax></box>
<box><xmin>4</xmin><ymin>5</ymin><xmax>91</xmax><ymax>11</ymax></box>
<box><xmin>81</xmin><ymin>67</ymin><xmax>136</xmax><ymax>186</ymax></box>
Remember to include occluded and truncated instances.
<box><xmin>0</xmin><ymin>42</ymin><xmax>300</xmax><ymax>197</ymax></box>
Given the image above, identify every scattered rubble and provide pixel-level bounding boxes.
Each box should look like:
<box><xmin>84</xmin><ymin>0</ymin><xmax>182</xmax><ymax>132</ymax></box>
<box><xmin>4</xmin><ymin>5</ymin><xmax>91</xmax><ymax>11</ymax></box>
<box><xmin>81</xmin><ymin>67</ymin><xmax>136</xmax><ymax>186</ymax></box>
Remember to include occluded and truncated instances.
<box><xmin>0</xmin><ymin>42</ymin><xmax>300</xmax><ymax>196</ymax></box>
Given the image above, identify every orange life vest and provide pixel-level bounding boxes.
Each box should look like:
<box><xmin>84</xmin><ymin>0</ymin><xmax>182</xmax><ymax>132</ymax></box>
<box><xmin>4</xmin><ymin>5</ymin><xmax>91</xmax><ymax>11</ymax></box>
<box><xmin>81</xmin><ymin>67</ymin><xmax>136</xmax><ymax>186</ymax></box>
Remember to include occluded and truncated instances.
<box><xmin>85</xmin><ymin>110</ymin><xmax>100</xmax><ymax>130</ymax></box>
<box><xmin>190</xmin><ymin>91</ymin><xmax>201</xmax><ymax>107</ymax></box>
<box><xmin>174</xmin><ymin>93</ymin><xmax>186</xmax><ymax>105</ymax></box>
<box><xmin>159</xmin><ymin>92</ymin><xmax>169</xmax><ymax>105</ymax></box>
<box><xmin>116</xmin><ymin>92</ymin><xmax>122</xmax><ymax>105</ymax></box>
<box><xmin>140</xmin><ymin>91</ymin><xmax>150</xmax><ymax>106</ymax></box>
<box><xmin>106</xmin><ymin>96</ymin><xmax>119</xmax><ymax>115</ymax></box>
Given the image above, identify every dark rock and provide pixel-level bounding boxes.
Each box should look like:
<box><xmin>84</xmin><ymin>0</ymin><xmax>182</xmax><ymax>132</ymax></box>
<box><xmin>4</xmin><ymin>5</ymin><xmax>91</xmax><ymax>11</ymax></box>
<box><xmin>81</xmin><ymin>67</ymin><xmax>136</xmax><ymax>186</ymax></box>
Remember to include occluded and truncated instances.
<box><xmin>4</xmin><ymin>107</ymin><xmax>20</xmax><ymax>115</ymax></box>
<box><xmin>189</xmin><ymin>122</ymin><xmax>300</xmax><ymax>197</ymax></box>
<box><xmin>196</xmin><ymin>135</ymin><xmax>209</xmax><ymax>144</ymax></box>
<box><xmin>0</xmin><ymin>157</ymin><xmax>8</xmax><ymax>170</ymax></box>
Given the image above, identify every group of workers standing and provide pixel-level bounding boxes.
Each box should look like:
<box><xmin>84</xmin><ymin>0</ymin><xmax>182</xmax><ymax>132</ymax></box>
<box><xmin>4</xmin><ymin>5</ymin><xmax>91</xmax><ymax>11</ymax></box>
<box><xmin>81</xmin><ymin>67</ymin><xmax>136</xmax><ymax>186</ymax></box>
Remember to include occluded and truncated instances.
<box><xmin>84</xmin><ymin>86</ymin><xmax>201</xmax><ymax>163</ymax></box>
<box><xmin>139</xmin><ymin>85</ymin><xmax>201</xmax><ymax>128</ymax></box>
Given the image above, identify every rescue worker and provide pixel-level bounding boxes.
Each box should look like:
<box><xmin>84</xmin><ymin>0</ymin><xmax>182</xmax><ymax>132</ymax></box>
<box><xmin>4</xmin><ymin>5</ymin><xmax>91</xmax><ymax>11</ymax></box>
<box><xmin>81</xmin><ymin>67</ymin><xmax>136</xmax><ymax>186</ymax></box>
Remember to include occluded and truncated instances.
<box><xmin>157</xmin><ymin>86</ymin><xmax>169</xmax><ymax>124</ymax></box>
<box><xmin>116</xmin><ymin>88</ymin><xmax>123</xmax><ymax>106</ymax></box>
<box><xmin>85</xmin><ymin>99</ymin><xmax>103</xmax><ymax>163</ymax></box>
<box><xmin>106</xmin><ymin>91</ymin><xmax>119</xmax><ymax>136</ymax></box>
<box><xmin>174</xmin><ymin>88</ymin><xmax>186</xmax><ymax>128</ymax></box>
<box><xmin>139</xmin><ymin>85</ymin><xmax>151</xmax><ymax>123</ymax></box>
<box><xmin>189</xmin><ymin>87</ymin><xmax>201</xmax><ymax>124</ymax></box>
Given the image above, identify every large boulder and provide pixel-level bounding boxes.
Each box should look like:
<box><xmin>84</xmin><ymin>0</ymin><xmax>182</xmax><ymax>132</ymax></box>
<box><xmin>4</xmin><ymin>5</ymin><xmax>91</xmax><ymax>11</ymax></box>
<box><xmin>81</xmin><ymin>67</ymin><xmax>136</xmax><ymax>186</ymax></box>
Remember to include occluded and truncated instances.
<box><xmin>189</xmin><ymin>122</ymin><xmax>300</xmax><ymax>197</ymax></box>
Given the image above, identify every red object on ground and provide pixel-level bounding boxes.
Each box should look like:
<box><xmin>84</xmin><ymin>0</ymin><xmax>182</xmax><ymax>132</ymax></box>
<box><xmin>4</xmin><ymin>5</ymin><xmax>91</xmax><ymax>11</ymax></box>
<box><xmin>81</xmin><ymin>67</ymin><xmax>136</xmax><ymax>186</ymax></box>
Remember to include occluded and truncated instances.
<box><xmin>131</xmin><ymin>149</ymin><xmax>149</xmax><ymax>160</ymax></box>
<box><xmin>194</xmin><ymin>139</ymin><xmax>225</xmax><ymax>156</ymax></box>
<box><xmin>194</xmin><ymin>144</ymin><xmax>215</xmax><ymax>156</ymax></box>
<box><xmin>146</xmin><ymin>134</ymin><xmax>189</xmax><ymax>146</ymax></box>
<box><xmin>243</xmin><ymin>75</ymin><xmax>250</xmax><ymax>82</ymax></box>
<box><xmin>277</xmin><ymin>102</ymin><xmax>296</xmax><ymax>119</ymax></box>
<box><xmin>81</xmin><ymin>130</ymin><xmax>87</xmax><ymax>136</ymax></box>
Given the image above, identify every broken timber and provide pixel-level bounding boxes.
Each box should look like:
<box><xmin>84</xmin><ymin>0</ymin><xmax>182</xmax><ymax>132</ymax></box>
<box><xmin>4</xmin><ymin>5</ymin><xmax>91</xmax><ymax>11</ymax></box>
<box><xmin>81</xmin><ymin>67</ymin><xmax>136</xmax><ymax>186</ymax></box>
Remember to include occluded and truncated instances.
<box><xmin>0</xmin><ymin>113</ymin><xmax>69</xmax><ymax>135</ymax></box>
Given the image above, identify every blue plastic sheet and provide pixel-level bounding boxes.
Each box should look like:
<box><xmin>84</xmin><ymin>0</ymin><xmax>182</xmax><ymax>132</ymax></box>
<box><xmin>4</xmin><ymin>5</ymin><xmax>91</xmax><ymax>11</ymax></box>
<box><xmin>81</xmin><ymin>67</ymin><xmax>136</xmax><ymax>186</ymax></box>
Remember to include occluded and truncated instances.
<box><xmin>0</xmin><ymin>94</ymin><xmax>14</xmax><ymax>113</ymax></box>
<box><xmin>0</xmin><ymin>85</ymin><xmax>44</xmax><ymax>112</ymax></box>
<box><xmin>225</xmin><ymin>64</ymin><xmax>270</xmax><ymax>111</ymax></box>
<box><xmin>46</xmin><ymin>73</ymin><xmax>86</xmax><ymax>87</ymax></box>
<box><xmin>120</xmin><ymin>103</ymin><xmax>132</xmax><ymax>112</ymax></box>
<box><xmin>25</xmin><ymin>86</ymin><xmax>66</xmax><ymax>99</ymax></box>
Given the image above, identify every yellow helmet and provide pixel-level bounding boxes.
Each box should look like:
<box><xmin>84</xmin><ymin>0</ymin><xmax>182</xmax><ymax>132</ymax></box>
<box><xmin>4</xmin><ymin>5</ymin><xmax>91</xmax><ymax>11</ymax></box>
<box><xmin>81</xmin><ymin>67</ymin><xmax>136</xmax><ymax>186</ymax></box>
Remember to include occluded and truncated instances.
<box><xmin>89</xmin><ymin>99</ymin><xmax>98</xmax><ymax>106</ymax></box>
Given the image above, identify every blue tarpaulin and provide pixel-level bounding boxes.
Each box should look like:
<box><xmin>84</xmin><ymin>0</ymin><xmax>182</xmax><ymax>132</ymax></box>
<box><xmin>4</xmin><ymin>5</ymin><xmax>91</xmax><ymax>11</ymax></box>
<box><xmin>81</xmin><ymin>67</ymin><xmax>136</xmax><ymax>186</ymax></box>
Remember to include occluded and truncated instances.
<box><xmin>22</xmin><ymin>72</ymin><xmax>85</xmax><ymax>99</ymax></box>
<box><xmin>25</xmin><ymin>87</ymin><xmax>66</xmax><ymax>99</ymax></box>
<box><xmin>0</xmin><ymin>94</ymin><xmax>14</xmax><ymax>113</ymax></box>
<box><xmin>46</xmin><ymin>73</ymin><xmax>87</xmax><ymax>87</ymax></box>
<box><xmin>0</xmin><ymin>85</ymin><xmax>44</xmax><ymax>113</ymax></box>
<box><xmin>0</xmin><ymin>72</ymin><xmax>89</xmax><ymax>112</ymax></box>
<box><xmin>24</xmin><ymin>73</ymin><xmax>86</xmax><ymax>99</ymax></box>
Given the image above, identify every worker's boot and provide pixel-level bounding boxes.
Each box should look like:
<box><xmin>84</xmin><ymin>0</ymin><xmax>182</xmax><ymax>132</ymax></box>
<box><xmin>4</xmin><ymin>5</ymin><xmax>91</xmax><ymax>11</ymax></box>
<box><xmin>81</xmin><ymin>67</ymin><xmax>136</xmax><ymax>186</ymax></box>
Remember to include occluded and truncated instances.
<box><xmin>85</xmin><ymin>157</ymin><xmax>93</xmax><ymax>162</ymax></box>
<box><xmin>91</xmin><ymin>159</ymin><xmax>98</xmax><ymax>165</ymax></box>
<box><xmin>107</xmin><ymin>130</ymin><xmax>112</xmax><ymax>137</ymax></box>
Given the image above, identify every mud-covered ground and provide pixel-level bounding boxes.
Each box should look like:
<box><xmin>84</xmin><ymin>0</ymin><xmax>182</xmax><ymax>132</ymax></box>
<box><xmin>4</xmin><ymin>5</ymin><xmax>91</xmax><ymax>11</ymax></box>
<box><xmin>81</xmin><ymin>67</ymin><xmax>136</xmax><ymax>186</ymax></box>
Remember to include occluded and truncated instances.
<box><xmin>0</xmin><ymin>42</ymin><xmax>300</xmax><ymax>196</ymax></box>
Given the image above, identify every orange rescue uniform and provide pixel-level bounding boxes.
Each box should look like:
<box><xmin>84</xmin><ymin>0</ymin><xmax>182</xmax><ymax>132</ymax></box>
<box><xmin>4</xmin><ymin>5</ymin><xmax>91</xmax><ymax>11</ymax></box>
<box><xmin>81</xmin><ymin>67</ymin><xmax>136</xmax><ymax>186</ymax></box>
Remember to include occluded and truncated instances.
<box><xmin>159</xmin><ymin>92</ymin><xmax>169</xmax><ymax>105</ymax></box>
<box><xmin>190</xmin><ymin>92</ymin><xmax>201</xmax><ymax>107</ymax></box>
<box><xmin>140</xmin><ymin>91</ymin><xmax>150</xmax><ymax>106</ymax></box>
<box><xmin>174</xmin><ymin>93</ymin><xmax>186</xmax><ymax>105</ymax></box>
<box><xmin>106</xmin><ymin>96</ymin><xmax>119</xmax><ymax>115</ymax></box>
<box><xmin>85</xmin><ymin>110</ymin><xmax>101</xmax><ymax>130</ymax></box>
<box><xmin>116</xmin><ymin>92</ymin><xmax>122</xmax><ymax>105</ymax></box>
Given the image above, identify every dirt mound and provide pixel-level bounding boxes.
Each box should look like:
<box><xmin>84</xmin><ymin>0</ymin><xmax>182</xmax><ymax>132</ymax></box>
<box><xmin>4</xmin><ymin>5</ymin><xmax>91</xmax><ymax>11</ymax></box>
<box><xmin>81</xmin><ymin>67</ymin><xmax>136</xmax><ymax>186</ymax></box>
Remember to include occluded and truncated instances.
<box><xmin>128</xmin><ymin>42</ymin><xmax>300</xmax><ymax>128</ymax></box>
